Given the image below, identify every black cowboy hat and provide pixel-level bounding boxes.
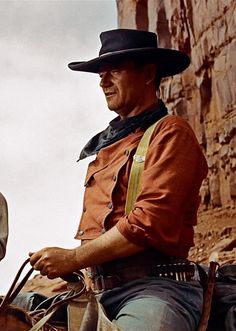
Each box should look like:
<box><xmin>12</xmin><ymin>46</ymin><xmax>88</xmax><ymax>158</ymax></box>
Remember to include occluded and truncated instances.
<box><xmin>68</xmin><ymin>29</ymin><xmax>190</xmax><ymax>77</ymax></box>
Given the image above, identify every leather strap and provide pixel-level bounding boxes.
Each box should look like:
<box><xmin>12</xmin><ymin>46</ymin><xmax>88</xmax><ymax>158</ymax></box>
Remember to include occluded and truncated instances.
<box><xmin>0</xmin><ymin>258</ymin><xmax>34</xmax><ymax>311</ymax></box>
<box><xmin>29</xmin><ymin>310</ymin><xmax>55</xmax><ymax>331</ymax></box>
<box><xmin>125</xmin><ymin>115</ymin><xmax>169</xmax><ymax>214</ymax></box>
<box><xmin>0</xmin><ymin>258</ymin><xmax>87</xmax><ymax>331</ymax></box>
<box><xmin>197</xmin><ymin>261</ymin><xmax>219</xmax><ymax>331</ymax></box>
<box><xmin>28</xmin><ymin>277</ymin><xmax>86</xmax><ymax>331</ymax></box>
<box><xmin>90</xmin><ymin>262</ymin><xmax>196</xmax><ymax>292</ymax></box>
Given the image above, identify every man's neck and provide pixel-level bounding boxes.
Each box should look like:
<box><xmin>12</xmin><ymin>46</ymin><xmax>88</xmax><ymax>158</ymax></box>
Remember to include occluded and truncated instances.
<box><xmin>119</xmin><ymin>99</ymin><xmax>160</xmax><ymax>120</ymax></box>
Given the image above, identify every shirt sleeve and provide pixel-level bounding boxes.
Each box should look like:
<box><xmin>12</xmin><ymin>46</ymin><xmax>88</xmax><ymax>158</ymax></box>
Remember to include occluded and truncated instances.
<box><xmin>115</xmin><ymin>118</ymin><xmax>208</xmax><ymax>256</ymax></box>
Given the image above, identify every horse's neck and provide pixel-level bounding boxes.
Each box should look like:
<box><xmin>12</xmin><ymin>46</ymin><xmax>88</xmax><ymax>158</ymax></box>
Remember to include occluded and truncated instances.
<box><xmin>0</xmin><ymin>305</ymin><xmax>31</xmax><ymax>331</ymax></box>
<box><xmin>0</xmin><ymin>313</ymin><xmax>30</xmax><ymax>331</ymax></box>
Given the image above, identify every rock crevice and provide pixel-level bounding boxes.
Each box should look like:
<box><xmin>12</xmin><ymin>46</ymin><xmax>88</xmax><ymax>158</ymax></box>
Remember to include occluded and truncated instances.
<box><xmin>117</xmin><ymin>0</ymin><xmax>236</xmax><ymax>264</ymax></box>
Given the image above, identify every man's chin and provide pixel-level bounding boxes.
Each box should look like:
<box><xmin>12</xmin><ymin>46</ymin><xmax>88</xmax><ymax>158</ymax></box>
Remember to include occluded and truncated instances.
<box><xmin>106</xmin><ymin>103</ymin><xmax>124</xmax><ymax>116</ymax></box>
<box><xmin>107</xmin><ymin>104</ymin><xmax>117</xmax><ymax>112</ymax></box>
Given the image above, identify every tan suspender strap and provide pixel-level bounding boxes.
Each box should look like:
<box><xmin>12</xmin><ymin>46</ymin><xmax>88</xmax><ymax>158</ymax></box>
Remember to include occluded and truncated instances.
<box><xmin>125</xmin><ymin>115</ymin><xmax>169</xmax><ymax>215</ymax></box>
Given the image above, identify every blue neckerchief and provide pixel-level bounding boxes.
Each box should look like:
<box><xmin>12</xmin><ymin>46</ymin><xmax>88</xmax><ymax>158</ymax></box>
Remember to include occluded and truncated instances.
<box><xmin>78</xmin><ymin>99</ymin><xmax>168</xmax><ymax>161</ymax></box>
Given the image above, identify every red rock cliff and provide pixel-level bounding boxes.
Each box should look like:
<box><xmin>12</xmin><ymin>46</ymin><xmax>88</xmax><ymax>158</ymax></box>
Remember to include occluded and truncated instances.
<box><xmin>116</xmin><ymin>0</ymin><xmax>236</xmax><ymax>264</ymax></box>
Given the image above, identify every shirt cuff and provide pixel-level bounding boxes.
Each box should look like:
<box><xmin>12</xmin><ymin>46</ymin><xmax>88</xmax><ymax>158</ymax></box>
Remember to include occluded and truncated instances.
<box><xmin>116</xmin><ymin>215</ymin><xmax>149</xmax><ymax>247</ymax></box>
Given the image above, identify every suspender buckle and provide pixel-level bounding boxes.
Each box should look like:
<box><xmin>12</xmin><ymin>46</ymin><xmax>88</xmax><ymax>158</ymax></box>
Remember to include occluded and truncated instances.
<box><xmin>133</xmin><ymin>155</ymin><xmax>146</xmax><ymax>163</ymax></box>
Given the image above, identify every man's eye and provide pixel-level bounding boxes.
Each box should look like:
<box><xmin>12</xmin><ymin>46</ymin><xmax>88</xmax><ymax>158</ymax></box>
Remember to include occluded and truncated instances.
<box><xmin>111</xmin><ymin>70</ymin><xmax>122</xmax><ymax>77</ymax></box>
<box><xmin>111</xmin><ymin>70</ymin><xmax>120</xmax><ymax>74</ymax></box>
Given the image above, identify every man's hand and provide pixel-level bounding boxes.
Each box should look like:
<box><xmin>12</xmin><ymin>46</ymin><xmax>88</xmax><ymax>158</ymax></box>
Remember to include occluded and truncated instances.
<box><xmin>29</xmin><ymin>226</ymin><xmax>144</xmax><ymax>280</ymax></box>
<box><xmin>29</xmin><ymin>247</ymin><xmax>77</xmax><ymax>279</ymax></box>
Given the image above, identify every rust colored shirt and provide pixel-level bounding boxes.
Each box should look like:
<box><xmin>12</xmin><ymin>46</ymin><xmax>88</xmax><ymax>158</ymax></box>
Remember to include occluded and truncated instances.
<box><xmin>75</xmin><ymin>115</ymin><xmax>208</xmax><ymax>258</ymax></box>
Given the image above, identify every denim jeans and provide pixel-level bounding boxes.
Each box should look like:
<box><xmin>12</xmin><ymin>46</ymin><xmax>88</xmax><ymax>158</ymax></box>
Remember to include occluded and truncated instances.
<box><xmin>99</xmin><ymin>277</ymin><xmax>203</xmax><ymax>331</ymax></box>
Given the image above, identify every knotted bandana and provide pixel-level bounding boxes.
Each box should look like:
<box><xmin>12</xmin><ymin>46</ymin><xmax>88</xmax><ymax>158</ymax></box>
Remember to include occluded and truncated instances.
<box><xmin>78</xmin><ymin>99</ymin><xmax>168</xmax><ymax>161</ymax></box>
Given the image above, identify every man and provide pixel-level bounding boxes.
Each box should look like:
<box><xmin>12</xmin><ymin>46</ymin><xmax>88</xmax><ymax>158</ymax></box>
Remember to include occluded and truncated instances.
<box><xmin>29</xmin><ymin>29</ymin><xmax>208</xmax><ymax>330</ymax></box>
<box><xmin>0</xmin><ymin>192</ymin><xmax>8</xmax><ymax>261</ymax></box>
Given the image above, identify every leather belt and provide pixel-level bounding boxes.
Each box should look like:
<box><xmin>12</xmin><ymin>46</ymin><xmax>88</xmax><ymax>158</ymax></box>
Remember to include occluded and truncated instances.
<box><xmin>87</xmin><ymin>262</ymin><xmax>196</xmax><ymax>293</ymax></box>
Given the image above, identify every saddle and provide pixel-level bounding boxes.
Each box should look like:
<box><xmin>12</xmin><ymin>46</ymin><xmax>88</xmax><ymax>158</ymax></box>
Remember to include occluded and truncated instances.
<box><xmin>0</xmin><ymin>258</ymin><xmax>121</xmax><ymax>331</ymax></box>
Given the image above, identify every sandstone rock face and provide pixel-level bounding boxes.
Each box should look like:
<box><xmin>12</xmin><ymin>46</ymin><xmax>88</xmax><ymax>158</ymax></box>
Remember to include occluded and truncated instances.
<box><xmin>117</xmin><ymin>0</ymin><xmax>236</xmax><ymax>264</ymax></box>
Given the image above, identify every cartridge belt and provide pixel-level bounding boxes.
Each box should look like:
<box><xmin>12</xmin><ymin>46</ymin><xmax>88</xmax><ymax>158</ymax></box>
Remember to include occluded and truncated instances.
<box><xmin>87</xmin><ymin>262</ymin><xmax>196</xmax><ymax>293</ymax></box>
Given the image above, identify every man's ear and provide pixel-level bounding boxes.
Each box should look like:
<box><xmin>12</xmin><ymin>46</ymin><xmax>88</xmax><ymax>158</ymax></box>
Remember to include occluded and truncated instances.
<box><xmin>144</xmin><ymin>64</ymin><xmax>157</xmax><ymax>86</ymax></box>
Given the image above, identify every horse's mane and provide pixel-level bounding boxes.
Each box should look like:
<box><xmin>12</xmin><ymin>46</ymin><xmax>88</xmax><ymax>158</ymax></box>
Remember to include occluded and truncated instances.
<box><xmin>0</xmin><ymin>298</ymin><xmax>29</xmax><ymax>323</ymax></box>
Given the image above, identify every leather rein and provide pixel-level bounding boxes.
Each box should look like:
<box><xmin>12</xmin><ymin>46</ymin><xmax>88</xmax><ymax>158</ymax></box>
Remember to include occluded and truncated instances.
<box><xmin>0</xmin><ymin>258</ymin><xmax>34</xmax><ymax>311</ymax></box>
<box><xmin>0</xmin><ymin>258</ymin><xmax>87</xmax><ymax>331</ymax></box>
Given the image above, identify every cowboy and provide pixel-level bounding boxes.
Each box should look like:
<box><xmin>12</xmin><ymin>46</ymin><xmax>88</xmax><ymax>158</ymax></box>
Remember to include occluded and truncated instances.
<box><xmin>29</xmin><ymin>29</ymin><xmax>208</xmax><ymax>330</ymax></box>
<box><xmin>0</xmin><ymin>192</ymin><xmax>8</xmax><ymax>261</ymax></box>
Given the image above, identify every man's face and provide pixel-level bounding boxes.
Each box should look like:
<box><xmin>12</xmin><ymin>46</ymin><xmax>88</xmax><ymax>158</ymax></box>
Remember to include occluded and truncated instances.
<box><xmin>98</xmin><ymin>60</ymin><xmax>151</xmax><ymax>118</ymax></box>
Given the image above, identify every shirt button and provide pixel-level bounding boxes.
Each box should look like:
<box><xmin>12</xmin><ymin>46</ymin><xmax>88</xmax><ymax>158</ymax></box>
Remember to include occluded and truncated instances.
<box><xmin>78</xmin><ymin>230</ymin><xmax>84</xmax><ymax>236</ymax></box>
<box><xmin>101</xmin><ymin>228</ymin><xmax>106</xmax><ymax>234</ymax></box>
<box><xmin>112</xmin><ymin>175</ymin><xmax>117</xmax><ymax>181</ymax></box>
<box><xmin>124</xmin><ymin>149</ymin><xmax>129</xmax><ymax>156</ymax></box>
<box><xmin>107</xmin><ymin>202</ymin><xmax>113</xmax><ymax>209</ymax></box>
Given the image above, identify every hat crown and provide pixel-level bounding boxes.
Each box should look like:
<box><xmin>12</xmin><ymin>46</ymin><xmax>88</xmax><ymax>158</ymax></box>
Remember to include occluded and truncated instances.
<box><xmin>99</xmin><ymin>29</ymin><xmax>158</xmax><ymax>56</ymax></box>
<box><xmin>68</xmin><ymin>28</ymin><xmax>190</xmax><ymax>77</ymax></box>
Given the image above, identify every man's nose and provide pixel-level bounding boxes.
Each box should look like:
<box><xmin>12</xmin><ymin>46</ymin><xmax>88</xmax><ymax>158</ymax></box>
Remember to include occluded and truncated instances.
<box><xmin>100</xmin><ymin>72</ymin><xmax>112</xmax><ymax>88</ymax></box>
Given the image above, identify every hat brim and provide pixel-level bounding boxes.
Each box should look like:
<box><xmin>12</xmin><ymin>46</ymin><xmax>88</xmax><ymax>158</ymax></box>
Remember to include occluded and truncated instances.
<box><xmin>68</xmin><ymin>47</ymin><xmax>190</xmax><ymax>77</ymax></box>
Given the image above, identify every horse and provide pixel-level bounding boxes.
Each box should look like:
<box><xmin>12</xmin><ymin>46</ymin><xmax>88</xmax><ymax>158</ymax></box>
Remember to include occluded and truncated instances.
<box><xmin>0</xmin><ymin>295</ymin><xmax>122</xmax><ymax>331</ymax></box>
<box><xmin>0</xmin><ymin>299</ymin><xmax>35</xmax><ymax>331</ymax></box>
<box><xmin>0</xmin><ymin>261</ymin><xmax>121</xmax><ymax>331</ymax></box>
